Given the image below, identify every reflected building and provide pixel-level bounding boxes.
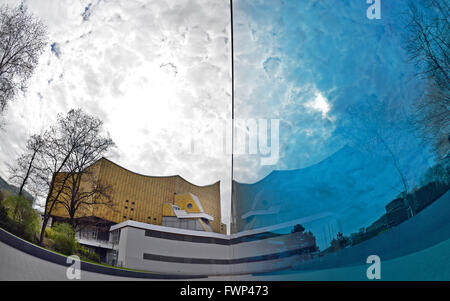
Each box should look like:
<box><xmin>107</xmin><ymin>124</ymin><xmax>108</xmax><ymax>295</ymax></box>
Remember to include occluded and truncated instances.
<box><xmin>231</xmin><ymin>145</ymin><xmax>406</xmax><ymax>249</ymax></box>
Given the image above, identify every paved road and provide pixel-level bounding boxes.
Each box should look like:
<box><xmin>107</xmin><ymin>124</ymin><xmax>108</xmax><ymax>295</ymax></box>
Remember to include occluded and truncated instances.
<box><xmin>2</xmin><ymin>236</ymin><xmax>450</xmax><ymax>281</ymax></box>
<box><xmin>0</xmin><ymin>240</ymin><xmax>149</xmax><ymax>281</ymax></box>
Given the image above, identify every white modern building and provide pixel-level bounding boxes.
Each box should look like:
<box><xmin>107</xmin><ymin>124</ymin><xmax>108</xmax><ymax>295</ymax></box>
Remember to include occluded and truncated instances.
<box><xmin>105</xmin><ymin>219</ymin><xmax>318</xmax><ymax>275</ymax></box>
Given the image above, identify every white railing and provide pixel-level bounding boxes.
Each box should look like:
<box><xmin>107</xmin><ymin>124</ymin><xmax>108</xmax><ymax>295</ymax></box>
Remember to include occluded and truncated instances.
<box><xmin>75</xmin><ymin>232</ymin><xmax>114</xmax><ymax>249</ymax></box>
<box><xmin>76</xmin><ymin>237</ymin><xmax>114</xmax><ymax>249</ymax></box>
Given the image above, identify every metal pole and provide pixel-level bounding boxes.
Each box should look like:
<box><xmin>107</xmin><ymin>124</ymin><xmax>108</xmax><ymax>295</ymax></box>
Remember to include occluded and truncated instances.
<box><xmin>230</xmin><ymin>0</ymin><xmax>234</xmax><ymax>186</ymax></box>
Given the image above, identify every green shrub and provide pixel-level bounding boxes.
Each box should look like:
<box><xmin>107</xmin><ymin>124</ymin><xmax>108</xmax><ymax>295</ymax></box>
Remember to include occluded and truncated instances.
<box><xmin>44</xmin><ymin>227</ymin><xmax>55</xmax><ymax>239</ymax></box>
<box><xmin>77</xmin><ymin>245</ymin><xmax>101</xmax><ymax>263</ymax></box>
<box><xmin>0</xmin><ymin>201</ymin><xmax>10</xmax><ymax>228</ymax></box>
<box><xmin>51</xmin><ymin>222</ymin><xmax>78</xmax><ymax>255</ymax></box>
<box><xmin>88</xmin><ymin>252</ymin><xmax>101</xmax><ymax>263</ymax></box>
<box><xmin>1</xmin><ymin>195</ymin><xmax>40</xmax><ymax>242</ymax></box>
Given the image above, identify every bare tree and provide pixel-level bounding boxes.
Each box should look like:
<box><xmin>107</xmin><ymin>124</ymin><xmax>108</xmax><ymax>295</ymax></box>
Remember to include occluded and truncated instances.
<box><xmin>404</xmin><ymin>0</ymin><xmax>450</xmax><ymax>157</ymax></box>
<box><xmin>16</xmin><ymin>109</ymin><xmax>116</xmax><ymax>245</ymax></box>
<box><xmin>0</xmin><ymin>4</ymin><xmax>47</xmax><ymax>115</ymax></box>
<box><xmin>54</xmin><ymin>109</ymin><xmax>115</xmax><ymax>228</ymax></box>
<box><xmin>57</xmin><ymin>173</ymin><xmax>115</xmax><ymax>229</ymax></box>
<box><xmin>34</xmin><ymin>125</ymin><xmax>79</xmax><ymax>245</ymax></box>
<box><xmin>9</xmin><ymin>133</ymin><xmax>46</xmax><ymax>197</ymax></box>
<box><xmin>344</xmin><ymin>99</ymin><xmax>413</xmax><ymax>214</ymax></box>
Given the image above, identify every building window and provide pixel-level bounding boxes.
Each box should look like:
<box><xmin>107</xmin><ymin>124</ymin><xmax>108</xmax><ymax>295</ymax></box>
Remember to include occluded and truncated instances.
<box><xmin>125</xmin><ymin>206</ymin><xmax>128</xmax><ymax>209</ymax></box>
<box><xmin>130</xmin><ymin>218</ymin><xmax>133</xmax><ymax>220</ymax></box>
<box><xmin>148</xmin><ymin>216</ymin><xmax>151</xmax><ymax>219</ymax></box>
<box><xmin>110</xmin><ymin>230</ymin><xmax>120</xmax><ymax>244</ymax></box>
<box><xmin>131</xmin><ymin>208</ymin><xmax>134</xmax><ymax>211</ymax></box>
<box><xmin>123</xmin><ymin>216</ymin><xmax>126</xmax><ymax>219</ymax></box>
<box><xmin>187</xmin><ymin>203</ymin><xmax>193</xmax><ymax>209</ymax></box>
<box><xmin>126</xmin><ymin>200</ymin><xmax>129</xmax><ymax>203</ymax></box>
<box><xmin>131</xmin><ymin>201</ymin><xmax>135</xmax><ymax>205</ymax></box>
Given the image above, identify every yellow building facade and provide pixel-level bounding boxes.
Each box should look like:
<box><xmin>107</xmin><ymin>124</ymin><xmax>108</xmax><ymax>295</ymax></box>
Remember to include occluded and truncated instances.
<box><xmin>49</xmin><ymin>158</ymin><xmax>225</xmax><ymax>234</ymax></box>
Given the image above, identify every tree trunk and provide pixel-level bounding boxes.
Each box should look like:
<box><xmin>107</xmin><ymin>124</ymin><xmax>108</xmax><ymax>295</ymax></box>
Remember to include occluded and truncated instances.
<box><xmin>38</xmin><ymin>216</ymin><xmax>48</xmax><ymax>246</ymax></box>
<box><xmin>69</xmin><ymin>214</ymin><xmax>75</xmax><ymax>229</ymax></box>
<box><xmin>19</xmin><ymin>149</ymin><xmax>37</xmax><ymax>196</ymax></box>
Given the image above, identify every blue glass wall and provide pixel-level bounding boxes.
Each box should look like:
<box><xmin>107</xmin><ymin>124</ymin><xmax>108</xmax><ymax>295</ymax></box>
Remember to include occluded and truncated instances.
<box><xmin>231</xmin><ymin>0</ymin><xmax>449</xmax><ymax>279</ymax></box>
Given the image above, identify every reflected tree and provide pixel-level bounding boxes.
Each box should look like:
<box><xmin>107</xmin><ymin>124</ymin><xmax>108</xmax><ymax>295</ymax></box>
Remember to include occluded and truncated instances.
<box><xmin>404</xmin><ymin>0</ymin><xmax>450</xmax><ymax>158</ymax></box>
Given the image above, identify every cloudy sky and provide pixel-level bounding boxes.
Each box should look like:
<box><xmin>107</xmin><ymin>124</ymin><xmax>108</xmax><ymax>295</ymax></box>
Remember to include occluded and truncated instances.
<box><xmin>0</xmin><ymin>0</ymin><xmax>437</xmax><ymax>231</ymax></box>
<box><xmin>0</xmin><ymin>0</ymin><xmax>233</xmax><ymax>224</ymax></box>
<box><xmin>228</xmin><ymin>0</ymin><xmax>439</xmax><ymax>243</ymax></box>
<box><xmin>232</xmin><ymin>0</ymin><xmax>434</xmax><ymax>185</ymax></box>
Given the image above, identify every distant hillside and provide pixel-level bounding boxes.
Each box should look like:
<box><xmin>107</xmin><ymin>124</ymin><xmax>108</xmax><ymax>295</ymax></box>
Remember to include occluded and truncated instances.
<box><xmin>0</xmin><ymin>175</ymin><xmax>14</xmax><ymax>192</ymax></box>
<box><xmin>0</xmin><ymin>175</ymin><xmax>34</xmax><ymax>202</ymax></box>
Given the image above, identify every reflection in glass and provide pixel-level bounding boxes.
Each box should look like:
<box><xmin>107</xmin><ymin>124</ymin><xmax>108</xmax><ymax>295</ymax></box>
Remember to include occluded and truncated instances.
<box><xmin>231</xmin><ymin>0</ymin><xmax>449</xmax><ymax>279</ymax></box>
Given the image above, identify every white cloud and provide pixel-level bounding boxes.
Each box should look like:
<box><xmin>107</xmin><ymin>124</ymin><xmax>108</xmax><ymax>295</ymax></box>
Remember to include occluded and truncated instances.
<box><xmin>305</xmin><ymin>91</ymin><xmax>331</xmax><ymax>118</ymax></box>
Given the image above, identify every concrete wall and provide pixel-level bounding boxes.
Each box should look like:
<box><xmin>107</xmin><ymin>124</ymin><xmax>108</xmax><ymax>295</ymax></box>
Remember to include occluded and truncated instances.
<box><xmin>113</xmin><ymin>220</ymin><xmax>314</xmax><ymax>275</ymax></box>
<box><xmin>162</xmin><ymin>216</ymin><xmax>205</xmax><ymax>231</ymax></box>
<box><xmin>114</xmin><ymin>190</ymin><xmax>450</xmax><ymax>275</ymax></box>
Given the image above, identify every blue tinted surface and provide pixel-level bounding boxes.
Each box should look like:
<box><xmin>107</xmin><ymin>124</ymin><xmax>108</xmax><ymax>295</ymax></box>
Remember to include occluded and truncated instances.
<box><xmin>231</xmin><ymin>0</ymin><xmax>449</xmax><ymax>279</ymax></box>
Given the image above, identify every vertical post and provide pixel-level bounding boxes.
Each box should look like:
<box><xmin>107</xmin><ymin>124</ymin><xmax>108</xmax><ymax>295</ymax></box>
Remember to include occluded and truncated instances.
<box><xmin>230</xmin><ymin>0</ymin><xmax>234</xmax><ymax>204</ymax></box>
<box><xmin>229</xmin><ymin>0</ymin><xmax>235</xmax><ymax>236</ymax></box>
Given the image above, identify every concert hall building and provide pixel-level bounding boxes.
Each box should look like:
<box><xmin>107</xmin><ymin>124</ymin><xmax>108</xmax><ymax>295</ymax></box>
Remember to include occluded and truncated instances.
<box><xmin>48</xmin><ymin>158</ymin><xmax>313</xmax><ymax>275</ymax></box>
